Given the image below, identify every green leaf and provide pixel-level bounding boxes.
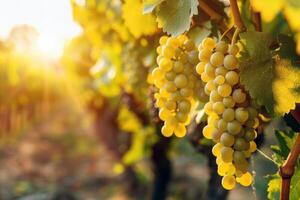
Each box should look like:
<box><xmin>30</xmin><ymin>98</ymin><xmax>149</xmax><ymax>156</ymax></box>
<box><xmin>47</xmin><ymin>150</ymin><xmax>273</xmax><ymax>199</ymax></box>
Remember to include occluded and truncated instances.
<box><xmin>267</xmin><ymin>175</ymin><xmax>280</xmax><ymax>200</ymax></box>
<box><xmin>239</xmin><ymin>31</ymin><xmax>300</xmax><ymax>116</ymax></box>
<box><xmin>290</xmin><ymin>168</ymin><xmax>300</xmax><ymax>200</ymax></box>
<box><xmin>239</xmin><ymin>31</ymin><xmax>275</xmax><ymax>113</ymax></box>
<box><xmin>156</xmin><ymin>0</ymin><xmax>198</xmax><ymax>36</ymax></box>
<box><xmin>187</xmin><ymin>22</ymin><xmax>211</xmax><ymax>45</ymax></box>
<box><xmin>143</xmin><ymin>0</ymin><xmax>164</xmax><ymax>14</ymax></box>
<box><xmin>274</xmin><ymin>130</ymin><xmax>290</xmax><ymax>158</ymax></box>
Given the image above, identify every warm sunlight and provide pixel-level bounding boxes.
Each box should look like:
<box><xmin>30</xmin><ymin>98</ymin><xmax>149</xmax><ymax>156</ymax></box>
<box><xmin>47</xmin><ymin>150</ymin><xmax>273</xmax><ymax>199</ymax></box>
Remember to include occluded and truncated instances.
<box><xmin>0</xmin><ymin>0</ymin><xmax>82</xmax><ymax>58</ymax></box>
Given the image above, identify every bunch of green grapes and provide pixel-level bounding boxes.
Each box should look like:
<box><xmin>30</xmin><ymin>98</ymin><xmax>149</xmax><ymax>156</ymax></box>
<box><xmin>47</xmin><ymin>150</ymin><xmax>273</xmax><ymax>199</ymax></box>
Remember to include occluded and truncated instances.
<box><xmin>151</xmin><ymin>35</ymin><xmax>208</xmax><ymax>138</ymax></box>
<box><xmin>197</xmin><ymin>37</ymin><xmax>260</xmax><ymax>190</ymax></box>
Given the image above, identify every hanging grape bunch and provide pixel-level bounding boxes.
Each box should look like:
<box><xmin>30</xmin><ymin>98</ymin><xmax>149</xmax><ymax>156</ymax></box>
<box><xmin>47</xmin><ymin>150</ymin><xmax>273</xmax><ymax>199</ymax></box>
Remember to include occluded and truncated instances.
<box><xmin>151</xmin><ymin>35</ymin><xmax>208</xmax><ymax>138</ymax></box>
<box><xmin>197</xmin><ymin>37</ymin><xmax>260</xmax><ymax>190</ymax></box>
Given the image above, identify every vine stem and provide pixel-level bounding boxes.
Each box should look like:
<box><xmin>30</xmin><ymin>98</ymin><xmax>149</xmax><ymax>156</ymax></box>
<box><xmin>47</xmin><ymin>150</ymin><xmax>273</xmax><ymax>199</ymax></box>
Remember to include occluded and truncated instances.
<box><xmin>198</xmin><ymin>0</ymin><xmax>233</xmax><ymax>39</ymax></box>
<box><xmin>229</xmin><ymin>0</ymin><xmax>246</xmax><ymax>31</ymax></box>
<box><xmin>280</xmin><ymin>133</ymin><xmax>300</xmax><ymax>200</ymax></box>
<box><xmin>280</xmin><ymin>108</ymin><xmax>300</xmax><ymax>200</ymax></box>
<box><xmin>251</xmin><ymin>8</ymin><xmax>262</xmax><ymax>32</ymax></box>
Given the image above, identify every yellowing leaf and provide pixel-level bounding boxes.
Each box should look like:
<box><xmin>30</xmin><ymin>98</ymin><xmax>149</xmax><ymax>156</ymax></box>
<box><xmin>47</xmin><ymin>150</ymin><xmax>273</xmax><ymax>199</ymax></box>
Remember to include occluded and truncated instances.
<box><xmin>267</xmin><ymin>176</ymin><xmax>281</xmax><ymax>200</ymax></box>
<box><xmin>284</xmin><ymin>5</ymin><xmax>300</xmax><ymax>31</ymax></box>
<box><xmin>250</xmin><ymin>0</ymin><xmax>283</xmax><ymax>22</ymax></box>
<box><xmin>122</xmin><ymin>0</ymin><xmax>157</xmax><ymax>38</ymax></box>
<box><xmin>273</xmin><ymin>59</ymin><xmax>300</xmax><ymax>114</ymax></box>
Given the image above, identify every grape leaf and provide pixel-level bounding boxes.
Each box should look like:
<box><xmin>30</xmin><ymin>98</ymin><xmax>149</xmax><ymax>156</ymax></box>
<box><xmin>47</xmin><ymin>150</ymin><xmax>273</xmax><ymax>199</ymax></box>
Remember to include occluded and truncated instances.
<box><xmin>156</xmin><ymin>0</ymin><xmax>199</xmax><ymax>36</ymax></box>
<box><xmin>267</xmin><ymin>175</ymin><xmax>280</xmax><ymax>200</ymax></box>
<box><xmin>290</xmin><ymin>168</ymin><xmax>300</xmax><ymax>200</ymax></box>
<box><xmin>122</xmin><ymin>0</ymin><xmax>157</xmax><ymax>38</ymax></box>
<box><xmin>143</xmin><ymin>0</ymin><xmax>164</xmax><ymax>14</ymax></box>
<box><xmin>239</xmin><ymin>31</ymin><xmax>300</xmax><ymax>116</ymax></box>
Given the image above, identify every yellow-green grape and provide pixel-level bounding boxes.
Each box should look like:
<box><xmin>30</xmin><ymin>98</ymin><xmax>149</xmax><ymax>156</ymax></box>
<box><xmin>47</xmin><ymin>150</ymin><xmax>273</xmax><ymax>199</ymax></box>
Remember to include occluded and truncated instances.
<box><xmin>205</xmin><ymin>63</ymin><xmax>215</xmax><ymax>77</ymax></box>
<box><xmin>203</xmin><ymin>125</ymin><xmax>215</xmax><ymax>139</ymax></box>
<box><xmin>159</xmin><ymin>57</ymin><xmax>173</xmax><ymax>71</ymax></box>
<box><xmin>162</xmin><ymin>125</ymin><xmax>173</xmax><ymax>137</ymax></box>
<box><xmin>220</xmin><ymin>132</ymin><xmax>235</xmax><ymax>147</ymax></box>
<box><xmin>217</xmin><ymin>119</ymin><xmax>228</xmax><ymax>132</ymax></box>
<box><xmin>202</xmin><ymin>37</ymin><xmax>216</xmax><ymax>50</ymax></box>
<box><xmin>152</xmin><ymin>67</ymin><xmax>164</xmax><ymax>79</ymax></box>
<box><xmin>184</xmin><ymin>39</ymin><xmax>195</xmax><ymax>51</ymax></box>
<box><xmin>228</xmin><ymin>44</ymin><xmax>239</xmax><ymax>55</ymax></box>
<box><xmin>164</xmin><ymin>81</ymin><xmax>177</xmax><ymax>93</ymax></box>
<box><xmin>224</xmin><ymin>55</ymin><xmax>238</xmax><ymax>70</ymax></box>
<box><xmin>210</xmin><ymin>52</ymin><xmax>224</xmax><ymax>66</ymax></box>
<box><xmin>165</xmin><ymin>100</ymin><xmax>176</xmax><ymax>110</ymax></box>
<box><xmin>225</xmin><ymin>71</ymin><xmax>239</xmax><ymax>85</ymax></box>
<box><xmin>218</xmin><ymin>84</ymin><xmax>232</xmax><ymax>97</ymax></box>
<box><xmin>232</xmin><ymin>89</ymin><xmax>246</xmax><ymax>103</ymax></box>
<box><xmin>244</xmin><ymin>129</ymin><xmax>257</xmax><ymax>141</ymax></box>
<box><xmin>235</xmin><ymin>107</ymin><xmax>249</xmax><ymax>123</ymax></box>
<box><xmin>215</xmin><ymin>41</ymin><xmax>228</xmax><ymax>54</ymax></box>
<box><xmin>201</xmin><ymin>72</ymin><xmax>212</xmax><ymax>83</ymax></box>
<box><xmin>165</xmin><ymin>71</ymin><xmax>176</xmax><ymax>81</ymax></box>
<box><xmin>236</xmin><ymin>172</ymin><xmax>253</xmax><ymax>186</ymax></box>
<box><xmin>212</xmin><ymin>129</ymin><xmax>222</xmax><ymax>142</ymax></box>
<box><xmin>213</xmin><ymin>101</ymin><xmax>225</xmax><ymax>115</ymax></box>
<box><xmin>222</xmin><ymin>175</ymin><xmax>236</xmax><ymax>190</ymax></box>
<box><xmin>159</xmin><ymin>108</ymin><xmax>172</xmax><ymax>121</ymax></box>
<box><xmin>212</xmin><ymin>143</ymin><xmax>222</xmax><ymax>157</ymax></box>
<box><xmin>159</xmin><ymin>36</ymin><xmax>168</xmax><ymax>45</ymax></box>
<box><xmin>233</xmin><ymin>151</ymin><xmax>246</xmax><ymax>164</ymax></box>
<box><xmin>199</xmin><ymin>48</ymin><xmax>212</xmax><ymax>62</ymax></box>
<box><xmin>174</xmin><ymin>74</ymin><xmax>188</xmax><ymax>88</ymax></box>
<box><xmin>214</xmin><ymin>75</ymin><xmax>225</xmax><ymax>85</ymax></box>
<box><xmin>234</xmin><ymin>138</ymin><xmax>250</xmax><ymax>151</ymax></box>
<box><xmin>162</xmin><ymin>45</ymin><xmax>175</xmax><ymax>58</ymax></box>
<box><xmin>204</xmin><ymin>101</ymin><xmax>213</xmax><ymax>115</ymax></box>
<box><xmin>174</xmin><ymin>123</ymin><xmax>186</xmax><ymax>137</ymax></box>
<box><xmin>227</xmin><ymin>120</ymin><xmax>242</xmax><ymax>135</ymax></box>
<box><xmin>249</xmin><ymin>141</ymin><xmax>257</xmax><ymax>153</ymax></box>
<box><xmin>180</xmin><ymin>88</ymin><xmax>192</xmax><ymax>97</ymax></box>
<box><xmin>215</xmin><ymin>66</ymin><xmax>228</xmax><ymax>76</ymax></box>
<box><xmin>196</xmin><ymin>62</ymin><xmax>206</xmax><ymax>74</ymax></box>
<box><xmin>221</xmin><ymin>146</ymin><xmax>234</xmax><ymax>162</ymax></box>
<box><xmin>178</xmin><ymin>100</ymin><xmax>191</xmax><ymax>113</ymax></box>
<box><xmin>206</xmin><ymin>80</ymin><xmax>216</xmax><ymax>92</ymax></box>
<box><xmin>223</xmin><ymin>96</ymin><xmax>235</xmax><ymax>108</ymax></box>
<box><xmin>235</xmin><ymin>159</ymin><xmax>250</xmax><ymax>173</ymax></box>
<box><xmin>173</xmin><ymin>61</ymin><xmax>184</xmax><ymax>73</ymax></box>
<box><xmin>222</xmin><ymin>108</ymin><xmax>235</xmax><ymax>122</ymax></box>
<box><xmin>188</xmin><ymin>50</ymin><xmax>199</xmax><ymax>64</ymax></box>
<box><xmin>210</xmin><ymin>90</ymin><xmax>223</xmax><ymax>102</ymax></box>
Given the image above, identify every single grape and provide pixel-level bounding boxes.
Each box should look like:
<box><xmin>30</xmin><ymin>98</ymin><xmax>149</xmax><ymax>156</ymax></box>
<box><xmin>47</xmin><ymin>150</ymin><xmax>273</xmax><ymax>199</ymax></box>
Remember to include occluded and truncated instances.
<box><xmin>224</xmin><ymin>55</ymin><xmax>238</xmax><ymax>70</ymax></box>
<box><xmin>199</xmin><ymin>48</ymin><xmax>212</xmax><ymax>62</ymax></box>
<box><xmin>232</xmin><ymin>89</ymin><xmax>246</xmax><ymax>103</ymax></box>
<box><xmin>222</xmin><ymin>108</ymin><xmax>235</xmax><ymax>122</ymax></box>
<box><xmin>222</xmin><ymin>175</ymin><xmax>236</xmax><ymax>190</ymax></box>
<box><xmin>234</xmin><ymin>138</ymin><xmax>250</xmax><ymax>151</ymax></box>
<box><xmin>221</xmin><ymin>146</ymin><xmax>234</xmax><ymax>162</ymax></box>
<box><xmin>212</xmin><ymin>143</ymin><xmax>223</xmax><ymax>157</ymax></box>
<box><xmin>165</xmin><ymin>100</ymin><xmax>176</xmax><ymax>110</ymax></box>
<box><xmin>162</xmin><ymin>125</ymin><xmax>173</xmax><ymax>137</ymax></box>
<box><xmin>178</xmin><ymin>100</ymin><xmax>191</xmax><ymax>113</ymax></box>
<box><xmin>180</xmin><ymin>88</ymin><xmax>193</xmax><ymax>97</ymax></box>
<box><xmin>223</xmin><ymin>96</ymin><xmax>235</xmax><ymax>108</ymax></box>
<box><xmin>173</xmin><ymin>61</ymin><xmax>184</xmax><ymax>73</ymax></box>
<box><xmin>210</xmin><ymin>52</ymin><xmax>224</xmax><ymax>66</ymax></box>
<box><xmin>235</xmin><ymin>107</ymin><xmax>249</xmax><ymax>123</ymax></box>
<box><xmin>215</xmin><ymin>66</ymin><xmax>228</xmax><ymax>76</ymax></box>
<box><xmin>225</xmin><ymin>71</ymin><xmax>239</xmax><ymax>85</ymax></box>
<box><xmin>176</xmin><ymin>112</ymin><xmax>188</xmax><ymax>123</ymax></box>
<box><xmin>174</xmin><ymin>74</ymin><xmax>188</xmax><ymax>88</ymax></box>
<box><xmin>210</xmin><ymin>90</ymin><xmax>223</xmax><ymax>102</ymax></box>
<box><xmin>244</xmin><ymin>129</ymin><xmax>257</xmax><ymax>141</ymax></box>
<box><xmin>162</xmin><ymin>45</ymin><xmax>175</xmax><ymax>58</ymax></box>
<box><xmin>218</xmin><ymin>84</ymin><xmax>232</xmax><ymax>97</ymax></box>
<box><xmin>215</xmin><ymin>41</ymin><xmax>228</xmax><ymax>54</ymax></box>
<box><xmin>214</xmin><ymin>75</ymin><xmax>225</xmax><ymax>85</ymax></box>
<box><xmin>205</xmin><ymin>63</ymin><xmax>216</xmax><ymax>77</ymax></box>
<box><xmin>218</xmin><ymin>118</ymin><xmax>228</xmax><ymax>132</ymax></box>
<box><xmin>227</xmin><ymin>120</ymin><xmax>242</xmax><ymax>135</ymax></box>
<box><xmin>201</xmin><ymin>37</ymin><xmax>216</xmax><ymax>50</ymax></box>
<box><xmin>159</xmin><ymin>57</ymin><xmax>173</xmax><ymax>71</ymax></box>
<box><xmin>196</xmin><ymin>62</ymin><xmax>206</xmax><ymax>74</ymax></box>
<box><xmin>213</xmin><ymin>101</ymin><xmax>225</xmax><ymax>115</ymax></box>
<box><xmin>165</xmin><ymin>71</ymin><xmax>176</xmax><ymax>81</ymax></box>
<box><xmin>220</xmin><ymin>132</ymin><xmax>235</xmax><ymax>147</ymax></box>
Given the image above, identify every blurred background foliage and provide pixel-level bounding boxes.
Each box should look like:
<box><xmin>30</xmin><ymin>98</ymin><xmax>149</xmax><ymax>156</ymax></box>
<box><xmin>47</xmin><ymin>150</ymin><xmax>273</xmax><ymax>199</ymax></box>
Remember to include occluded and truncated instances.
<box><xmin>0</xmin><ymin>0</ymin><xmax>299</xmax><ymax>199</ymax></box>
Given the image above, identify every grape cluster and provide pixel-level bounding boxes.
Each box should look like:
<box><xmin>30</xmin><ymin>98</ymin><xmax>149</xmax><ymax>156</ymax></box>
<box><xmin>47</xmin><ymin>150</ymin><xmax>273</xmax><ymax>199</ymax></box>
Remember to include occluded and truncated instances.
<box><xmin>151</xmin><ymin>35</ymin><xmax>208</xmax><ymax>138</ymax></box>
<box><xmin>197</xmin><ymin>37</ymin><xmax>260</xmax><ymax>190</ymax></box>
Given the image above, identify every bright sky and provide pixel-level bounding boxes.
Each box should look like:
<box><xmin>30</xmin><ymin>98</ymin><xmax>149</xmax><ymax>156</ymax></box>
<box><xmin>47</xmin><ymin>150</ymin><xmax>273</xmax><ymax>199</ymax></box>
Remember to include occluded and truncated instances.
<box><xmin>0</xmin><ymin>0</ymin><xmax>82</xmax><ymax>57</ymax></box>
